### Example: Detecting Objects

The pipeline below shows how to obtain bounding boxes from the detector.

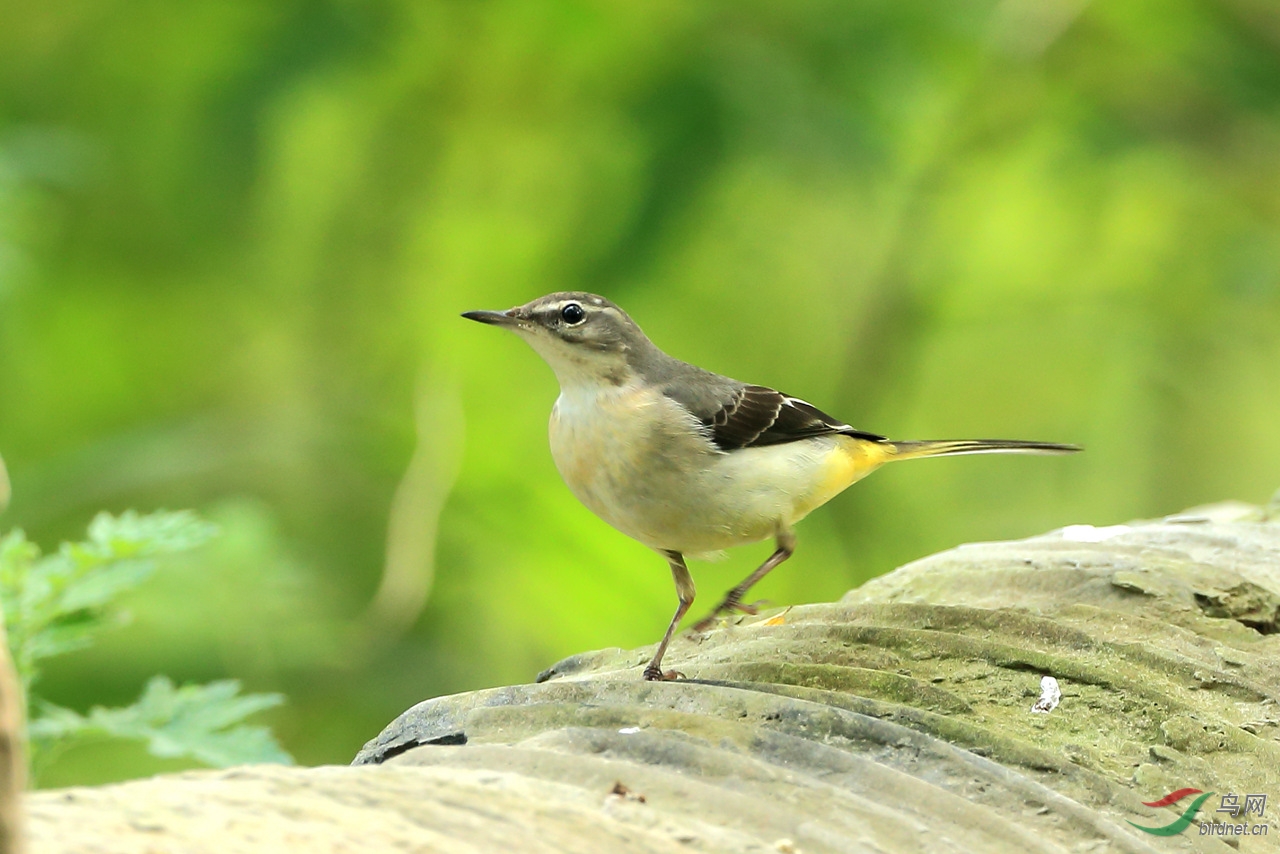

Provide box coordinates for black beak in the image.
[461,309,515,326]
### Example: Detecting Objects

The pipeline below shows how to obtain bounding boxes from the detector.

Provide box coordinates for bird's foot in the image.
[690,597,769,632]
[642,665,685,681]
[690,614,719,633]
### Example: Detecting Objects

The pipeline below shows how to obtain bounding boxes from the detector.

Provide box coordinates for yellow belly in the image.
[790,435,895,521]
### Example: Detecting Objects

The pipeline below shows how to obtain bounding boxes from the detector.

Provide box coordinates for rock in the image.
[26,503,1280,852]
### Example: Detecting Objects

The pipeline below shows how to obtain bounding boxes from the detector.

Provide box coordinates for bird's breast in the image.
[548,383,715,547]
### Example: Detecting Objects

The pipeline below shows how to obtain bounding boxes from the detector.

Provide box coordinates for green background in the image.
[1,0,1278,785]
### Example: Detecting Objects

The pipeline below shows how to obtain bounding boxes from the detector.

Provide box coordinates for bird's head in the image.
[462,292,652,387]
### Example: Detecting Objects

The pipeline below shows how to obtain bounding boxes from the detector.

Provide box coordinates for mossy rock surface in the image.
[28,502,1280,852]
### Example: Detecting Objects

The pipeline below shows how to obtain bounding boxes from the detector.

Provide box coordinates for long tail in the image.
[888,439,1081,461]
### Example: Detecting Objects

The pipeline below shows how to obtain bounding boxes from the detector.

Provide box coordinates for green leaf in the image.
[4,510,293,782]
[29,676,293,769]
[82,510,219,559]
[0,510,219,692]
[0,531,37,629]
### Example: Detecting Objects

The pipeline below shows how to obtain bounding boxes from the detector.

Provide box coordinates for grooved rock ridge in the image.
[28,501,1280,853]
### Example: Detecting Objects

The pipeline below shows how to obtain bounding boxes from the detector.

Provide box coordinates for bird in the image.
[462,292,1079,680]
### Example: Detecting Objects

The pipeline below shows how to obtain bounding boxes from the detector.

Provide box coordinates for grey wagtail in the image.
[463,292,1079,680]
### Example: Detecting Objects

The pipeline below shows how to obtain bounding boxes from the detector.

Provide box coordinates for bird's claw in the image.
[690,614,718,633]
[642,666,685,681]
[690,597,770,633]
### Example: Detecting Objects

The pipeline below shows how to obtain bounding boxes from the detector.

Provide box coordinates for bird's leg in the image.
[692,531,795,632]
[643,550,695,681]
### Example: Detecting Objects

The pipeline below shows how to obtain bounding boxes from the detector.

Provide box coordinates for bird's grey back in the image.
[577,292,877,451]
[626,340,744,423]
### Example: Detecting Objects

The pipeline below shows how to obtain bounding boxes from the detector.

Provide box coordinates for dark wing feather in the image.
[701,385,885,451]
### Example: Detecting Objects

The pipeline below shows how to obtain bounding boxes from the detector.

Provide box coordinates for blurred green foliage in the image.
[0,510,290,783]
[0,0,1278,785]
[2,510,218,694]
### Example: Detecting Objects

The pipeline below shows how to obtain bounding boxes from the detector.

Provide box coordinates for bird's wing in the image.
[668,382,886,452]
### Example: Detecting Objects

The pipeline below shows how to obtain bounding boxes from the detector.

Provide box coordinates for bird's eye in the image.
[561,303,586,325]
